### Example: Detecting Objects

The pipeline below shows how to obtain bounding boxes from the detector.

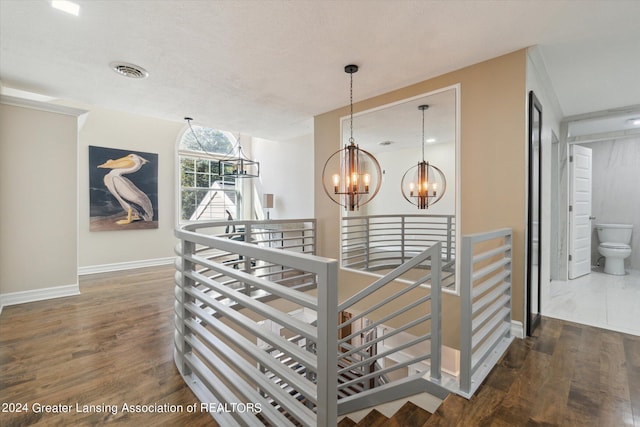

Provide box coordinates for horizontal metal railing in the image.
[459,228,513,397]
[174,218,514,424]
[341,214,455,289]
[335,243,449,415]
[191,219,317,294]
[174,219,337,427]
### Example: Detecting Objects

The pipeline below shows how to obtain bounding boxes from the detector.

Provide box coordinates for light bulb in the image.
[332,174,340,193]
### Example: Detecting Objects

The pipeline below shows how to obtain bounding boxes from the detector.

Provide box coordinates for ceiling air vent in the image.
[109,62,148,79]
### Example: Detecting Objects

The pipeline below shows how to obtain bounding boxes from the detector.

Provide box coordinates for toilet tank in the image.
[596,224,633,244]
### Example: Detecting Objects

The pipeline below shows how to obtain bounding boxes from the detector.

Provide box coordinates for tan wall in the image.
[0,103,80,294]
[314,50,527,348]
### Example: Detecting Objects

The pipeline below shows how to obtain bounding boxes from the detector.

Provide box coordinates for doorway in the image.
[544,115,640,336]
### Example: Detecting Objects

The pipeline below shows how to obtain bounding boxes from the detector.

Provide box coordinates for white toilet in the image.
[596,223,633,275]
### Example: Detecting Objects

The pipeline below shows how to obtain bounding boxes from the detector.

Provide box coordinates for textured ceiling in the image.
[346,87,456,154]
[1,0,639,140]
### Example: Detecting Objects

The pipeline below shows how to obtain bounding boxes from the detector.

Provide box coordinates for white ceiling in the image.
[1,0,639,141]
[345,87,456,154]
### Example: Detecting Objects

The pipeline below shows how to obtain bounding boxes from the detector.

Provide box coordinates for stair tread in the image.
[421,393,465,426]
[337,417,357,427]
[356,409,388,427]
[387,401,432,427]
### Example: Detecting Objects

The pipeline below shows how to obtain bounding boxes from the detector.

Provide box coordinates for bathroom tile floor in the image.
[543,268,640,336]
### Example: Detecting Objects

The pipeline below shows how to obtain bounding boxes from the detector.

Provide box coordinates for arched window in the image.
[178,125,240,222]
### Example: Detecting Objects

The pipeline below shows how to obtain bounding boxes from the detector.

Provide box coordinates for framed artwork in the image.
[89,146,159,231]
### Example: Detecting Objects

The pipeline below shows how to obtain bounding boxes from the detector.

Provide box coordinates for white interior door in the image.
[569,144,592,279]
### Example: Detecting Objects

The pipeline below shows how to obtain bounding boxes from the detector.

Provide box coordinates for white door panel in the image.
[569,145,592,279]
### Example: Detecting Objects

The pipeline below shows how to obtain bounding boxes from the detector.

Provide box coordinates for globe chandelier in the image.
[322,64,382,211]
[400,104,446,209]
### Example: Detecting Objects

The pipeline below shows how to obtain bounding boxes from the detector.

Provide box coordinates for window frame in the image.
[176,126,242,224]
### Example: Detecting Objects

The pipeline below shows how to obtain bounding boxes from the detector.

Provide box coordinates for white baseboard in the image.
[511,320,524,339]
[1,258,175,314]
[0,284,80,315]
[78,257,174,275]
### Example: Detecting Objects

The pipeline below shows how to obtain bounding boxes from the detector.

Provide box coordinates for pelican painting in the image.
[98,153,153,224]
[89,146,158,231]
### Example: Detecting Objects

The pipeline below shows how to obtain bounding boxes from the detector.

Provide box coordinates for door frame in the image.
[527,91,543,336]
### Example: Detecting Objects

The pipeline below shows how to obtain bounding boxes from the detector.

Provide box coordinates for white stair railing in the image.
[174,219,337,427]
[335,242,450,415]
[459,228,513,397]
[174,219,515,425]
[341,214,455,289]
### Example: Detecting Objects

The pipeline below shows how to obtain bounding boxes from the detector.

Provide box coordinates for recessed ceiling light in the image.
[379,141,393,146]
[109,62,149,79]
[426,138,436,143]
[51,0,80,16]
[627,118,640,126]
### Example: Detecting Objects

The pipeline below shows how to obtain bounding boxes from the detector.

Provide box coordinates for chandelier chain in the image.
[349,71,354,144]
[421,107,425,161]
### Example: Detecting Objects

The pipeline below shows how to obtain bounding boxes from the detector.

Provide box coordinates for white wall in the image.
[0,95,315,311]
[581,137,640,270]
[526,48,564,289]
[252,134,314,219]
[77,106,184,270]
[5,97,313,275]
[0,100,83,302]
[365,144,456,217]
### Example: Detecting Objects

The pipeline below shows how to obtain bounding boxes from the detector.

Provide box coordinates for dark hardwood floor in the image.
[426,317,640,426]
[2,265,639,426]
[0,265,216,427]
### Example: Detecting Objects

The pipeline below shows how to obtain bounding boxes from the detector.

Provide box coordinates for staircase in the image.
[338,401,433,427]
[174,219,513,426]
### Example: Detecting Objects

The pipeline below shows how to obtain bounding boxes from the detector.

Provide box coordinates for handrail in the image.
[174,219,337,427]
[341,214,455,290]
[336,243,446,415]
[174,218,514,424]
[338,248,436,312]
[459,228,513,397]
[187,217,317,255]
